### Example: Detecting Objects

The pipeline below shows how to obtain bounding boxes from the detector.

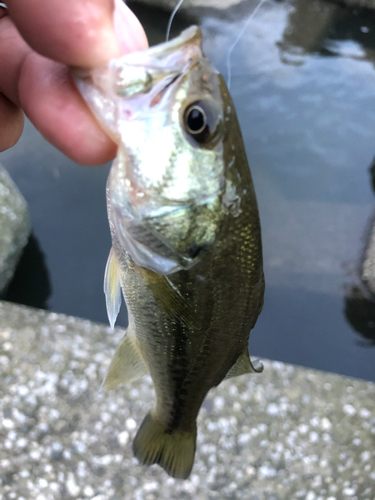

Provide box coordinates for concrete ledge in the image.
[0,301,374,499]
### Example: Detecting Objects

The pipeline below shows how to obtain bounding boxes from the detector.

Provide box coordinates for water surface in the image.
[1,0,374,380]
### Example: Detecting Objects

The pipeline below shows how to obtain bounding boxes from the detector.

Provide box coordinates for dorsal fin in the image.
[224,349,263,380]
[104,248,122,330]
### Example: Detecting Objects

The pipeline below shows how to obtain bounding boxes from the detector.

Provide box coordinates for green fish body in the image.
[73,26,264,479]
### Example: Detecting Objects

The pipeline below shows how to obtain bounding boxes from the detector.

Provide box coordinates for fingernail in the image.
[114,0,148,55]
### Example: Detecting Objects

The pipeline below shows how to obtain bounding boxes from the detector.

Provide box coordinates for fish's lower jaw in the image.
[132,412,197,480]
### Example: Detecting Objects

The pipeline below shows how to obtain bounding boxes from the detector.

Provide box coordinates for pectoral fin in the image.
[104,247,122,330]
[103,329,148,390]
[224,349,264,380]
[138,268,199,330]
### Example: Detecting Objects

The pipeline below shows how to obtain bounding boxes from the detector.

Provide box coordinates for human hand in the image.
[0,0,148,165]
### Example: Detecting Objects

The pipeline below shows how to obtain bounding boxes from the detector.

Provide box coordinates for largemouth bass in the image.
[73,26,264,479]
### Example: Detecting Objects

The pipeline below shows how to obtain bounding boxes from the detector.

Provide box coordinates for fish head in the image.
[73,27,228,275]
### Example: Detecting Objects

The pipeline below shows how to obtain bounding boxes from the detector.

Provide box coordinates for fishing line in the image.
[226,0,268,90]
[166,0,185,41]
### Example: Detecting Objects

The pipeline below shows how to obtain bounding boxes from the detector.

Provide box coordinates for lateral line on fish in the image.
[226,0,268,90]
[166,0,185,41]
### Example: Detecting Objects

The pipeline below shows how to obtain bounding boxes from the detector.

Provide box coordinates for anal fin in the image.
[103,329,148,390]
[224,349,263,381]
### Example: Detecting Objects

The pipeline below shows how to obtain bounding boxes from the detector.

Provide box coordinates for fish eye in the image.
[186,105,207,134]
[183,100,219,144]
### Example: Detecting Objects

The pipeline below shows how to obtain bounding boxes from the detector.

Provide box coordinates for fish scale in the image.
[73,25,264,479]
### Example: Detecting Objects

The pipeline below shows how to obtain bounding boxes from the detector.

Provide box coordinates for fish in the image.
[72,26,264,480]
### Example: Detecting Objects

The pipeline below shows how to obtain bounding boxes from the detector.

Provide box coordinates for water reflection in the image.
[321,5,375,61]
[196,0,375,378]
[1,0,374,379]
[344,158,375,346]
[2,233,52,310]
[129,0,195,44]
[361,161,375,297]
[278,0,375,65]
[278,0,343,64]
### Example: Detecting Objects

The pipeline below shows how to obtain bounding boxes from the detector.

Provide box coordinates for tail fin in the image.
[133,412,197,479]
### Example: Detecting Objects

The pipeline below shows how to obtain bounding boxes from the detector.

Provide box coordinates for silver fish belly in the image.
[73,26,264,479]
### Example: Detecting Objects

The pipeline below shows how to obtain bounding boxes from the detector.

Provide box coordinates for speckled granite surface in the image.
[0,301,374,500]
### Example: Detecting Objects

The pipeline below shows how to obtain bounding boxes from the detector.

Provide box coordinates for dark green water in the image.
[1,0,375,380]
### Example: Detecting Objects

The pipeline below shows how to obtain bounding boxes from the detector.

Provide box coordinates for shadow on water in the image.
[344,156,375,347]
[344,286,375,347]
[1,234,52,310]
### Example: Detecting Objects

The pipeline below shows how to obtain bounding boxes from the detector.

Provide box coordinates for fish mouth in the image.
[72,26,203,90]
[71,26,205,141]
[136,25,203,61]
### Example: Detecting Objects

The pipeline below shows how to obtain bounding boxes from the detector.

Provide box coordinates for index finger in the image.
[0,0,148,164]
[6,0,147,68]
